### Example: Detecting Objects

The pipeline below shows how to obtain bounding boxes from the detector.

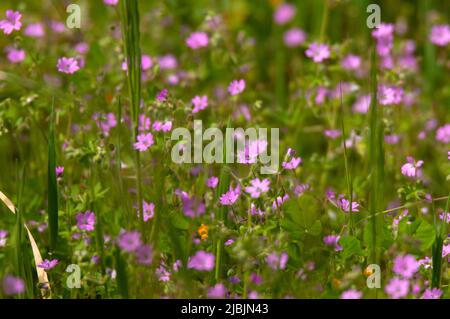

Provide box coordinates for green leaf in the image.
[413,221,435,250]
[340,235,363,260]
[282,195,321,236]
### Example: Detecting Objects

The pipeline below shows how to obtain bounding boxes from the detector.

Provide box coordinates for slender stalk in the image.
[120,0,144,235]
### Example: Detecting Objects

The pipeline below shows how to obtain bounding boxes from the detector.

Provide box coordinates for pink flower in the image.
[192,95,208,113]
[273,3,296,25]
[142,201,155,222]
[352,95,371,114]
[435,124,450,143]
[93,112,117,136]
[340,289,362,299]
[158,54,177,70]
[228,79,245,96]
[141,55,153,70]
[206,176,219,188]
[104,0,119,6]
[219,185,241,205]
[2,275,25,295]
[324,129,341,139]
[401,156,423,178]
[186,32,209,49]
[76,211,96,232]
[305,43,330,63]
[133,133,154,152]
[372,23,394,56]
[156,89,168,102]
[422,288,442,299]
[176,191,205,218]
[283,28,306,47]
[75,42,89,54]
[24,23,45,38]
[266,252,288,270]
[57,57,80,74]
[6,47,25,63]
[55,166,64,177]
[272,194,289,209]
[385,277,409,299]
[245,178,270,198]
[337,195,359,212]
[341,54,361,71]
[393,254,419,278]
[378,84,403,105]
[323,235,342,251]
[152,121,172,132]
[138,114,151,132]
[0,230,8,247]
[282,157,302,170]
[0,10,22,35]
[188,251,215,271]
[430,24,450,46]
[236,139,268,164]
[38,259,59,271]
[208,283,227,298]
[50,21,65,33]
[117,231,142,252]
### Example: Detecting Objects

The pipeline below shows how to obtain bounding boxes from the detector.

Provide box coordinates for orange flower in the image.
[197,224,208,240]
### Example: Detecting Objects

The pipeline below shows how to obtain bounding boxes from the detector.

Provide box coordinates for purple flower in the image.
[192,95,208,113]
[219,185,241,205]
[341,54,361,71]
[294,183,310,196]
[430,24,450,46]
[94,112,117,136]
[393,254,419,279]
[55,166,64,177]
[186,32,209,49]
[337,195,360,213]
[24,23,45,38]
[228,79,245,96]
[422,288,442,299]
[401,156,423,178]
[236,139,267,164]
[283,28,306,47]
[117,231,142,252]
[340,289,362,299]
[245,178,270,198]
[385,277,409,299]
[272,194,289,209]
[76,211,96,232]
[273,3,296,25]
[152,120,172,132]
[305,43,330,63]
[208,283,227,298]
[57,57,80,74]
[206,176,219,189]
[135,244,153,265]
[188,251,215,271]
[156,264,171,282]
[141,54,153,71]
[38,259,59,271]
[250,273,262,285]
[0,10,22,35]
[176,191,205,218]
[2,275,25,295]
[323,235,342,251]
[133,133,154,152]
[138,114,151,132]
[6,47,25,64]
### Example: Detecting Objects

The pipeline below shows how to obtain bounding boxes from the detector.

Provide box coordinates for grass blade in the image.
[48,99,59,251]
